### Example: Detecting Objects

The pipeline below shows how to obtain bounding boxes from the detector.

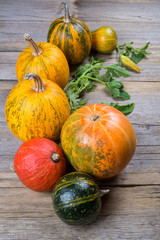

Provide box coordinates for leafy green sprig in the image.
[65,57,131,114]
[101,102,135,115]
[117,42,151,63]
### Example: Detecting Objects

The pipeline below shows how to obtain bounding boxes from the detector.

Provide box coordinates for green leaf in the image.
[65,56,132,113]
[106,79,130,100]
[119,89,130,100]
[106,64,130,78]
[118,42,151,64]
[101,102,135,115]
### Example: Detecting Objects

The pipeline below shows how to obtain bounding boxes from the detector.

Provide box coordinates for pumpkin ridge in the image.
[56,192,99,208]
[20,145,51,155]
[91,120,96,176]
[22,159,53,186]
[39,54,51,77]
[16,54,34,81]
[72,22,91,53]
[53,23,65,50]
[61,119,81,139]
[47,19,63,42]
[83,105,93,114]
[102,118,132,150]
[98,120,120,173]
[48,92,64,127]
[54,179,96,192]
[71,121,92,171]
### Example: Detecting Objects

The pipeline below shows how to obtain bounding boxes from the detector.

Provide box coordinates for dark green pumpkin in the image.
[47,3,92,65]
[52,172,109,225]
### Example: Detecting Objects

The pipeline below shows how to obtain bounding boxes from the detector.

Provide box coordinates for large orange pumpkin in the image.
[61,103,136,179]
[14,138,66,192]
[5,73,70,142]
[16,33,69,89]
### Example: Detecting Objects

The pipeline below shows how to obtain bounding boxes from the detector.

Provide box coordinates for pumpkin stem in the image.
[99,189,110,197]
[24,73,45,93]
[51,152,60,163]
[90,115,100,122]
[24,33,43,57]
[61,2,71,23]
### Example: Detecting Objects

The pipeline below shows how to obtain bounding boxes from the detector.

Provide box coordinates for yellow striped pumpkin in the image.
[92,26,118,54]
[5,73,70,142]
[16,34,69,89]
[47,3,92,65]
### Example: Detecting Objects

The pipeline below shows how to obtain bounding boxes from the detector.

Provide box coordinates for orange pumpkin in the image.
[16,33,69,89]
[5,73,70,142]
[14,138,66,192]
[61,103,136,179]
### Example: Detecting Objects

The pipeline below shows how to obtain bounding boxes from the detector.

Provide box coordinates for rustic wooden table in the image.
[0,0,160,239]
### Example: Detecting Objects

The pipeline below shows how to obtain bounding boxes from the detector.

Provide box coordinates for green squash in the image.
[52,172,109,225]
[47,3,92,65]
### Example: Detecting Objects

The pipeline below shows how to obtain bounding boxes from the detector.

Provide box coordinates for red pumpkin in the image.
[61,104,136,179]
[14,138,66,192]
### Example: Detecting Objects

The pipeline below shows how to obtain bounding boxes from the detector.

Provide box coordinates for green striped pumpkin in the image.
[52,172,109,225]
[47,3,92,65]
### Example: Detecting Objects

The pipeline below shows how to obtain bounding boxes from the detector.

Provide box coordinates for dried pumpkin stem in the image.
[51,152,60,163]
[24,33,43,56]
[62,2,71,23]
[24,73,45,93]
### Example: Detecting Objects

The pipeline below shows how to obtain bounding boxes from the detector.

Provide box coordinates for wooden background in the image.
[0,0,160,239]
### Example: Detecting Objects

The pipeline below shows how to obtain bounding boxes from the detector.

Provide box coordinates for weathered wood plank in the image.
[0,21,158,51]
[0,186,159,240]
[0,0,159,51]
[0,186,160,217]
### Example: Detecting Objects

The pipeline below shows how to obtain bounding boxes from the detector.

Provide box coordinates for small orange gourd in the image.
[16,33,69,89]
[14,138,66,192]
[5,73,70,142]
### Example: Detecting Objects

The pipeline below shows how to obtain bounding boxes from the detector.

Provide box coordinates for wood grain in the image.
[0,0,160,239]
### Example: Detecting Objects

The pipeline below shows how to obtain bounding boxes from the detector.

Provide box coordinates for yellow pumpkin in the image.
[16,34,69,89]
[5,73,70,142]
[92,26,118,54]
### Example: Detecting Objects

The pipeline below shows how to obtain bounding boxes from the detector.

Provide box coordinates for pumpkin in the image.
[92,26,118,54]
[52,172,109,225]
[5,73,70,142]
[47,3,92,65]
[61,104,136,179]
[16,33,69,89]
[14,138,66,192]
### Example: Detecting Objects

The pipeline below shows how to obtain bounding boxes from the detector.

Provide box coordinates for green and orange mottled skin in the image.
[5,75,70,142]
[61,104,136,179]
[16,41,69,89]
[92,26,118,54]
[47,16,92,65]
[52,172,102,225]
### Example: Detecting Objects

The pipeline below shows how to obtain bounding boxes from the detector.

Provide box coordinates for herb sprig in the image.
[118,42,151,64]
[65,57,131,113]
